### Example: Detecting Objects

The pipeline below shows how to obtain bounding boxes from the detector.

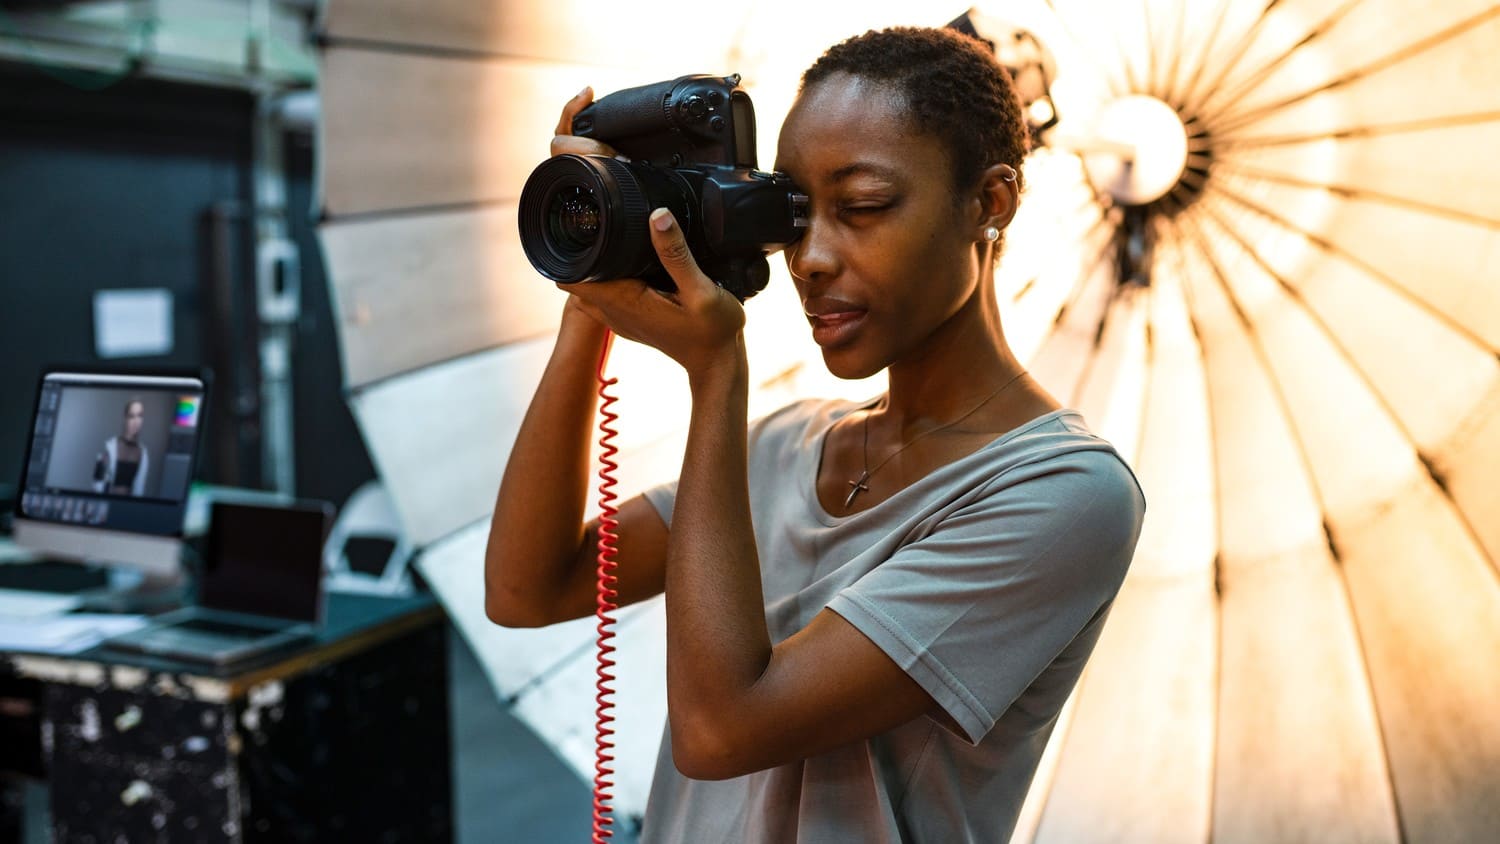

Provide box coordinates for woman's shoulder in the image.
[750,396,867,440]
[981,409,1146,515]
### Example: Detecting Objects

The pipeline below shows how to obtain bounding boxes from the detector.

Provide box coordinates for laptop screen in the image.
[17,371,207,536]
[198,500,331,624]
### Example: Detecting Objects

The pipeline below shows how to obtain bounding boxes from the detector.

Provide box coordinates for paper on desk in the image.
[0,588,83,619]
[0,614,148,655]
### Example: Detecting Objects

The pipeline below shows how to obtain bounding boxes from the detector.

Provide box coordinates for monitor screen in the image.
[198,500,330,624]
[17,371,207,537]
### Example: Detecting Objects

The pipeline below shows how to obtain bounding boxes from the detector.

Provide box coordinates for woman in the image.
[94,397,149,497]
[486,27,1145,842]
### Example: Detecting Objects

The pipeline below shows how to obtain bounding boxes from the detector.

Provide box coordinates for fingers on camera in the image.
[555,86,592,135]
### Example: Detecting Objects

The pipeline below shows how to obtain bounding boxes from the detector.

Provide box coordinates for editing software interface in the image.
[19,373,206,535]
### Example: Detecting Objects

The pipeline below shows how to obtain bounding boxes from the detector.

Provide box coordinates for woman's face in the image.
[124,402,144,438]
[775,73,986,379]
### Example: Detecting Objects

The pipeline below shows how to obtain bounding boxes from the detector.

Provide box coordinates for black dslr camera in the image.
[517,74,808,301]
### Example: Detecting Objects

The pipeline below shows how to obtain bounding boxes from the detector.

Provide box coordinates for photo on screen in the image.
[41,387,180,499]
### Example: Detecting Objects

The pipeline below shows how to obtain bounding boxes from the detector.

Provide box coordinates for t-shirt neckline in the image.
[805,402,1078,526]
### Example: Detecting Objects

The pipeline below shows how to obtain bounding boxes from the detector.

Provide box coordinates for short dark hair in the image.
[801,27,1030,194]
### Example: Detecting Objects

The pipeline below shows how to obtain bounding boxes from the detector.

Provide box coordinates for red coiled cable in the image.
[592,329,621,842]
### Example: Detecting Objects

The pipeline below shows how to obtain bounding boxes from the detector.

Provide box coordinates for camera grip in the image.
[572,79,676,143]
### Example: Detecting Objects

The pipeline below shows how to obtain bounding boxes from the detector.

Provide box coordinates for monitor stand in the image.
[0,558,109,594]
[10,519,191,615]
[76,566,189,615]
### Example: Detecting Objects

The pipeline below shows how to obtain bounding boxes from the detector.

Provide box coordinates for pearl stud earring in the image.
[983,226,1001,243]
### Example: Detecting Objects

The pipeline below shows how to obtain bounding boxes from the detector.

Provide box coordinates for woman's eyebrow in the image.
[828,162,900,183]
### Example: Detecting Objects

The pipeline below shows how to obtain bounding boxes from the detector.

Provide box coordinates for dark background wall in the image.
[0,63,375,515]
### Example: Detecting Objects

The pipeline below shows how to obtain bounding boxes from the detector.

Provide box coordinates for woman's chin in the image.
[819,347,884,382]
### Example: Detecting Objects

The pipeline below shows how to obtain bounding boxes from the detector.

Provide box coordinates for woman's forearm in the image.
[664,336,773,750]
[484,306,610,627]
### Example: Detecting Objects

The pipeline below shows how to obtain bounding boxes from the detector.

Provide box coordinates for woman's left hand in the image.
[560,208,746,382]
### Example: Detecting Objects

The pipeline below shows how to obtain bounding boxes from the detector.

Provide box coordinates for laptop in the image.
[105,499,333,666]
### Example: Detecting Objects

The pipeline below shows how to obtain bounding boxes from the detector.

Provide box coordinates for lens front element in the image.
[548,186,601,253]
[519,154,662,284]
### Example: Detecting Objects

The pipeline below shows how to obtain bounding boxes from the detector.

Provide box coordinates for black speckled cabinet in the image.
[23,605,450,843]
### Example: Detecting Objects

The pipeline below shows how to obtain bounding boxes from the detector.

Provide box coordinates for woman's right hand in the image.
[551,87,621,159]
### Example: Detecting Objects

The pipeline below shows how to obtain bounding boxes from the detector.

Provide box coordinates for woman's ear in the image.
[974,163,1020,235]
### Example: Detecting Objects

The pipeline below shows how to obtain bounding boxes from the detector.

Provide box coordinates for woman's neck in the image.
[880,282,1024,433]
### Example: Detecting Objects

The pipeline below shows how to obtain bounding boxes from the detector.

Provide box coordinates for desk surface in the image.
[7,591,442,701]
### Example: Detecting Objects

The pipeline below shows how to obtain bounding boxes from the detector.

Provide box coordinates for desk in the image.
[2,592,451,843]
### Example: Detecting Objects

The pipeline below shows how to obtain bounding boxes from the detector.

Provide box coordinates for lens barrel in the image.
[518,155,688,284]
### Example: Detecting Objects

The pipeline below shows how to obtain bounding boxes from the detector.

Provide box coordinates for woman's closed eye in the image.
[837,198,897,219]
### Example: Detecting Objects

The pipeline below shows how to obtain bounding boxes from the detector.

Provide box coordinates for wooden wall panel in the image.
[349,338,552,547]
[323,0,726,72]
[320,204,563,388]
[413,431,688,818]
[321,48,591,216]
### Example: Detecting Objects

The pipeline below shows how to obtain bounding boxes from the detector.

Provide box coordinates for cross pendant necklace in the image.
[844,470,871,509]
[842,370,1030,511]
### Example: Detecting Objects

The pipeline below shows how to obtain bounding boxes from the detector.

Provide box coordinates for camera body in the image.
[518,74,807,301]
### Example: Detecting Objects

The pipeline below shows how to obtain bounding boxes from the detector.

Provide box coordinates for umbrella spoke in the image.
[1113,12,1145,93]
[1142,0,1161,96]
[1206,6,1500,135]
[1159,0,1193,104]
[1198,179,1495,353]
[1189,198,1500,593]
[1041,0,1128,97]
[1193,200,1420,453]
[1168,0,1237,108]
[1213,109,1500,149]
[1215,161,1500,229]
[1178,0,1281,116]
[1178,210,1334,528]
[1196,0,1364,120]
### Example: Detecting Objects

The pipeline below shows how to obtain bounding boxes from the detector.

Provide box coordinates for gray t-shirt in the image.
[639,399,1145,843]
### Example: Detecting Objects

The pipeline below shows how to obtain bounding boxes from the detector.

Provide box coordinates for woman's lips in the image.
[806,308,867,347]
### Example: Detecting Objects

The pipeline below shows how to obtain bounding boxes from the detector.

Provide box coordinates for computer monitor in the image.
[12,370,208,582]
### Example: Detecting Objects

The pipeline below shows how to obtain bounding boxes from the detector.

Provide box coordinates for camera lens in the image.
[518,154,690,285]
[547,187,601,252]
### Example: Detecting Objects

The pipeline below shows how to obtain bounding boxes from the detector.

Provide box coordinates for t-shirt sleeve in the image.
[641,478,678,528]
[826,449,1145,745]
